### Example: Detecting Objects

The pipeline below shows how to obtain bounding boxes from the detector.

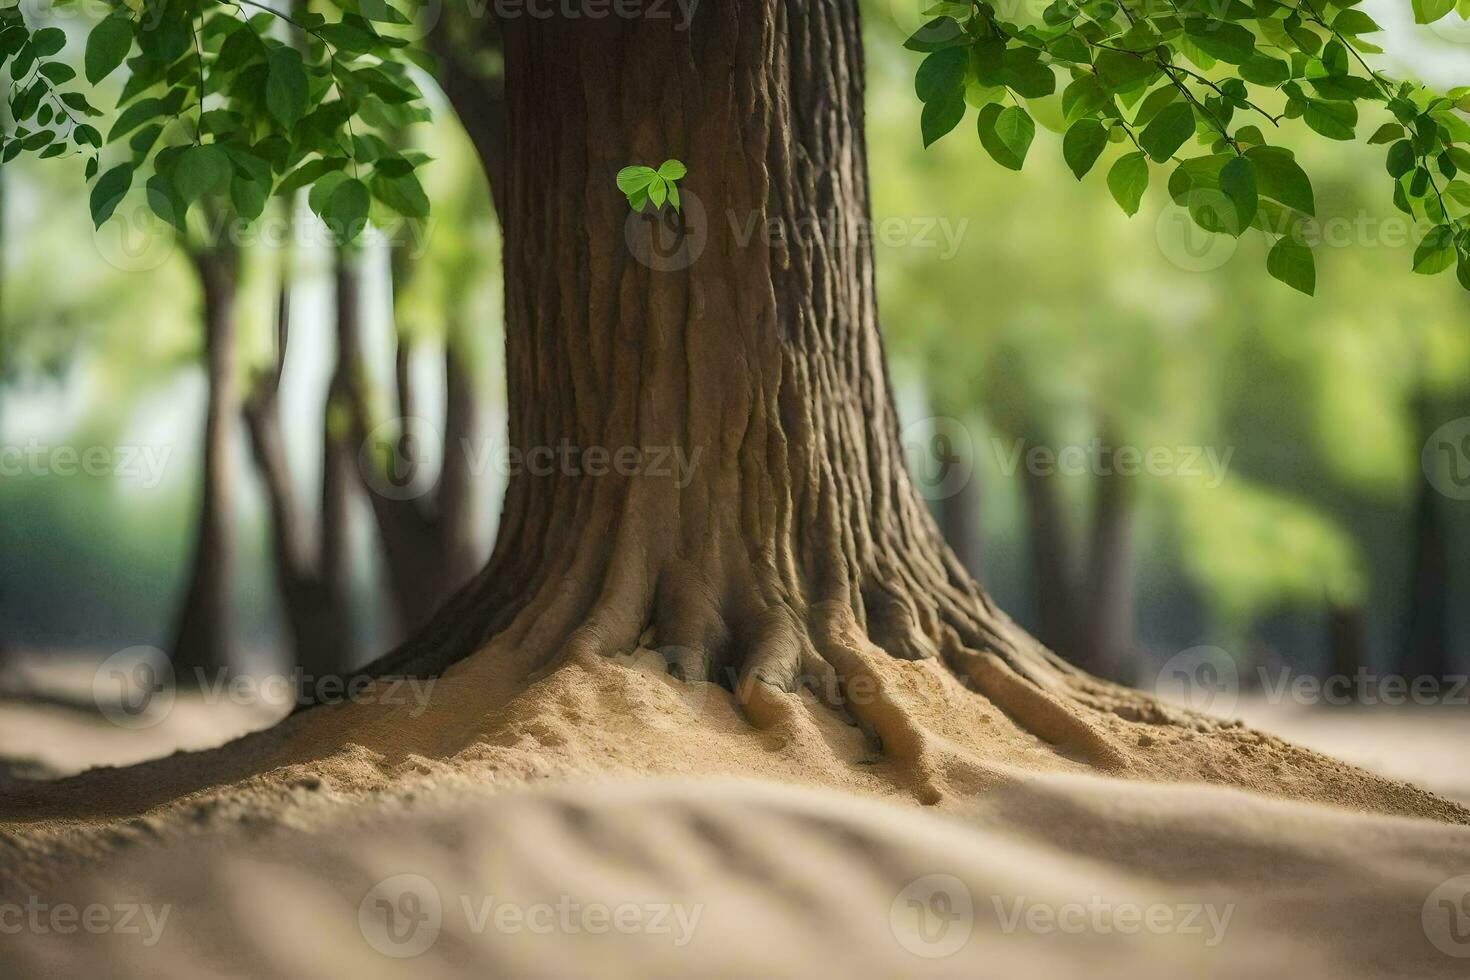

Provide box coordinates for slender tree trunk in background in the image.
[1077,446,1135,681]
[939,469,984,581]
[1020,460,1083,668]
[1327,603,1369,696]
[343,249,482,639]
[243,251,355,677]
[1403,399,1451,680]
[170,250,239,676]
[353,2,1136,782]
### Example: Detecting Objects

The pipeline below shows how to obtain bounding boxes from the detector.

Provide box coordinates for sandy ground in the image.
[1,651,1469,978]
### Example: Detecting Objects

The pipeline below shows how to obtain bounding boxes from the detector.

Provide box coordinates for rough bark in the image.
[168,248,239,676]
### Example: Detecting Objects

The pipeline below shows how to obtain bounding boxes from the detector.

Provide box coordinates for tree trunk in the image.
[1020,461,1083,667]
[1327,602,1369,698]
[169,249,239,676]
[243,256,356,677]
[1403,444,1451,681]
[344,249,483,638]
[938,465,984,581]
[355,1,1138,788]
[1077,448,1135,681]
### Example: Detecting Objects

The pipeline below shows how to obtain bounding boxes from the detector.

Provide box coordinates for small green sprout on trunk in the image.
[617,160,687,213]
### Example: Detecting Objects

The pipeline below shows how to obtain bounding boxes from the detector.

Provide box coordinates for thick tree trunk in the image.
[358,0,1140,789]
[169,250,239,675]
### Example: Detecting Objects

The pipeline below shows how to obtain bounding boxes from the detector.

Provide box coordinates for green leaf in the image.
[1267,238,1316,295]
[323,177,371,241]
[1184,22,1256,65]
[1063,120,1108,180]
[657,159,687,181]
[616,165,658,198]
[266,46,309,131]
[108,97,164,144]
[977,103,1034,171]
[1061,76,1110,123]
[1239,54,1290,87]
[1413,225,1458,274]
[1218,156,1258,236]
[1302,100,1357,141]
[1140,103,1196,163]
[1368,123,1405,145]
[1246,146,1316,215]
[1386,140,1417,178]
[921,91,966,147]
[174,144,231,204]
[38,62,75,85]
[372,169,429,218]
[1095,49,1157,93]
[1332,10,1382,35]
[89,163,133,228]
[30,27,65,58]
[915,47,968,103]
[231,174,268,221]
[1107,151,1150,216]
[999,49,1055,99]
[85,15,133,85]
[1413,0,1456,24]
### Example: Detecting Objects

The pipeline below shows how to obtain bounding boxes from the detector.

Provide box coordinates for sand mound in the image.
[2,644,1465,899]
[6,775,1470,978]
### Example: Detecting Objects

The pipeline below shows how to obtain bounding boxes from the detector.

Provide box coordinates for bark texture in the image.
[169,248,239,674]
